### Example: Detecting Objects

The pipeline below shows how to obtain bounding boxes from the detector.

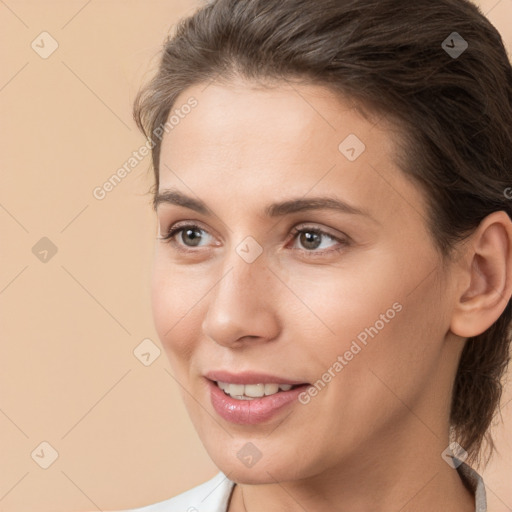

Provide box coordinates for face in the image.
[151,79,461,483]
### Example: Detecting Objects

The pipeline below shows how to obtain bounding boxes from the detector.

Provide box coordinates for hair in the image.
[133,0,512,467]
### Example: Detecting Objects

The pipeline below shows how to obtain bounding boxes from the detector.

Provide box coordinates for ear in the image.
[450,210,512,338]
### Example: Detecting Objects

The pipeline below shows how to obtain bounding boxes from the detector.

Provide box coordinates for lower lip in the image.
[207,379,310,425]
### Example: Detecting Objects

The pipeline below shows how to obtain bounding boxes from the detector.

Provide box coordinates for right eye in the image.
[158,223,216,253]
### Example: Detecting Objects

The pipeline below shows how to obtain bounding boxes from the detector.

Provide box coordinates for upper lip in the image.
[205,370,309,385]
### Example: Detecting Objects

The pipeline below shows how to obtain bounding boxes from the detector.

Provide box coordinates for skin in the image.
[150,78,512,512]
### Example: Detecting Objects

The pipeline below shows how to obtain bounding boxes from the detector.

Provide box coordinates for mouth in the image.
[213,381,307,400]
[203,369,312,424]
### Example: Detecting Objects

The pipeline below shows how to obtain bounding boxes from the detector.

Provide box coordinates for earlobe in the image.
[450,211,512,338]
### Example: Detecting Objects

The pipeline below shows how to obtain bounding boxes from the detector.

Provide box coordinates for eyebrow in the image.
[154,188,374,220]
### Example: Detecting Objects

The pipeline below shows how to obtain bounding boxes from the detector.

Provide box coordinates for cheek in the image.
[150,255,206,362]
[283,254,403,351]
[286,252,443,392]
[323,270,447,424]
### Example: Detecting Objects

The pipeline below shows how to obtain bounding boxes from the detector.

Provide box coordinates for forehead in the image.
[162,80,387,161]
[158,80,429,227]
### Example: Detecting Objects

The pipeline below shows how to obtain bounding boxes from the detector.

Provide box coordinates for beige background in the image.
[0,1,511,511]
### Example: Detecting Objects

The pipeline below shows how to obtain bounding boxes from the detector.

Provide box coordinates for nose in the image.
[201,248,281,348]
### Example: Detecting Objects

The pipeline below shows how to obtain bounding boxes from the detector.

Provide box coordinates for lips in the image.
[204,370,311,424]
[205,370,309,386]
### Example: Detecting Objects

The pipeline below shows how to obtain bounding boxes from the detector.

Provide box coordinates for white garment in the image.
[119,461,487,512]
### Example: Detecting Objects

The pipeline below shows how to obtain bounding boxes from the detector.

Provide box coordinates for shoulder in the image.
[111,471,235,512]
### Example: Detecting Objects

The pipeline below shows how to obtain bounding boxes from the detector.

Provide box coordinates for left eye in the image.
[289,226,343,252]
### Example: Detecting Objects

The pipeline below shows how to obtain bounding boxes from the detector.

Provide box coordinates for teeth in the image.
[245,384,265,397]
[264,383,279,395]
[217,381,296,399]
[228,383,244,396]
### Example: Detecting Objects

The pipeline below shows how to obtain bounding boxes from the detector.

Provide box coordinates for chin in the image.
[218,462,297,485]
[205,444,312,484]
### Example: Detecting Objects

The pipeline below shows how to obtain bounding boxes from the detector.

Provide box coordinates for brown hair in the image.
[133,0,512,466]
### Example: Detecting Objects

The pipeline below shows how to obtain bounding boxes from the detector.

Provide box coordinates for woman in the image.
[121,0,512,510]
